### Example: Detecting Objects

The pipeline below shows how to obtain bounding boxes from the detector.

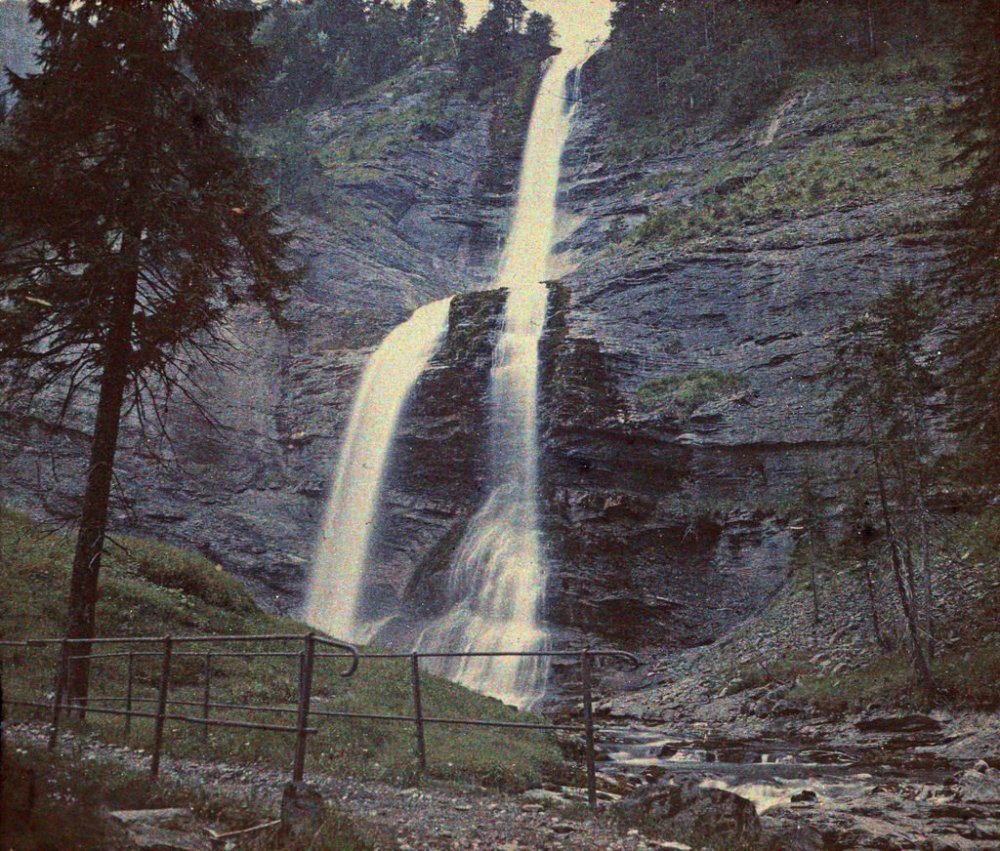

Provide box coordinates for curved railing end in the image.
[314,635,360,678]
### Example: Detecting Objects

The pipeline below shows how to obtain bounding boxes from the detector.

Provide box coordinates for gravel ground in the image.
[5,724,675,851]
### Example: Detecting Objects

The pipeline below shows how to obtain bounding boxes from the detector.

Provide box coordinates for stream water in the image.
[596,725,957,814]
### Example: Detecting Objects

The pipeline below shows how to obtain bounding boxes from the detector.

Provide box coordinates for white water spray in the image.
[306,297,453,643]
[418,42,596,708]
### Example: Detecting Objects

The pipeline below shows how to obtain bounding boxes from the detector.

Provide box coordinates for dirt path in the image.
[7,724,669,851]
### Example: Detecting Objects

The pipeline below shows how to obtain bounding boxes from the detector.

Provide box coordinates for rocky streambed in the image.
[583,712,1000,850]
[7,704,1000,851]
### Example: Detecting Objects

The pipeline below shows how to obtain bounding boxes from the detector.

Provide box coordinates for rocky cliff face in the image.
[2,53,956,660]
[1,64,506,607]
[534,53,955,654]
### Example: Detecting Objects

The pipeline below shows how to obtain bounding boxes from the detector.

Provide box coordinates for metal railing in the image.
[1,634,638,807]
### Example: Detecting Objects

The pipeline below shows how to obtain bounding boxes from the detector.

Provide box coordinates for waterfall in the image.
[305,297,453,643]
[417,48,590,709]
[306,3,608,707]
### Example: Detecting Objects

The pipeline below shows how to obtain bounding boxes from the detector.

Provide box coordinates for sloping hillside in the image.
[0,509,561,788]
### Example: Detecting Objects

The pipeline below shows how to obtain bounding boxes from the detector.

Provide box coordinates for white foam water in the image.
[417,41,596,709]
[305,297,453,642]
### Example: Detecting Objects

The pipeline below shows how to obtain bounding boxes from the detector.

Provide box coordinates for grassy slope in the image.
[0,509,563,790]
[719,505,1000,712]
[621,49,963,249]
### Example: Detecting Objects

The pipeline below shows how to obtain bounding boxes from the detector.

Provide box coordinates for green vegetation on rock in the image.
[633,53,964,247]
[0,510,563,791]
[637,370,746,414]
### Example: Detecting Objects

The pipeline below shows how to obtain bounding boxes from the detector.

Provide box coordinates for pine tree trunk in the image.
[65,239,140,712]
[810,551,820,627]
[861,557,889,650]
[863,402,935,692]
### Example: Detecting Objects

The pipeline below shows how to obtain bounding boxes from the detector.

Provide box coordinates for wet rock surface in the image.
[614,780,762,847]
[594,721,1000,851]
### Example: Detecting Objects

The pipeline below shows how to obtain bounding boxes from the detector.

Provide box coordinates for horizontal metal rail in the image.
[68,650,305,661]
[2,633,321,645]
[3,633,638,805]
[315,649,640,665]
[6,699,317,734]
[55,648,637,665]
[86,695,300,714]
[76,696,583,732]
[310,707,584,732]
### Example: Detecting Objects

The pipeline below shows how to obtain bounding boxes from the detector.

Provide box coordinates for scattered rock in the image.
[642,765,668,783]
[522,789,569,806]
[790,789,818,803]
[614,780,761,847]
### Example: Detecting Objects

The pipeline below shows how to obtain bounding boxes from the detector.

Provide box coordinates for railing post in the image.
[292,632,316,782]
[123,650,135,742]
[151,636,173,779]
[202,651,212,743]
[581,649,597,809]
[48,639,68,751]
[410,652,427,773]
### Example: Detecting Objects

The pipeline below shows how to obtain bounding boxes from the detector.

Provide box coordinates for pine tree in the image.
[523,11,555,60]
[406,0,429,46]
[827,281,938,692]
[944,0,1000,480]
[604,0,667,119]
[427,0,465,60]
[0,0,296,707]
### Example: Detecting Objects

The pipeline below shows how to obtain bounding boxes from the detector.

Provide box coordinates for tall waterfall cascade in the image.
[417,46,593,709]
[306,5,607,709]
[306,297,453,643]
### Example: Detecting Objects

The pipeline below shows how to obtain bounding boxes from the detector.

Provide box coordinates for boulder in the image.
[107,809,210,851]
[614,780,761,847]
[957,765,1000,803]
[791,790,818,804]
[761,821,827,851]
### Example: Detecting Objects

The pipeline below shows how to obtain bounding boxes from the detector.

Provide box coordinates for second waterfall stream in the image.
[307,25,600,710]
[417,47,587,708]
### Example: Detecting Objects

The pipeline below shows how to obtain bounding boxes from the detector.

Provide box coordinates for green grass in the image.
[0,509,563,791]
[637,370,747,414]
[784,505,1000,713]
[791,641,1000,713]
[630,50,965,248]
[1,741,370,851]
